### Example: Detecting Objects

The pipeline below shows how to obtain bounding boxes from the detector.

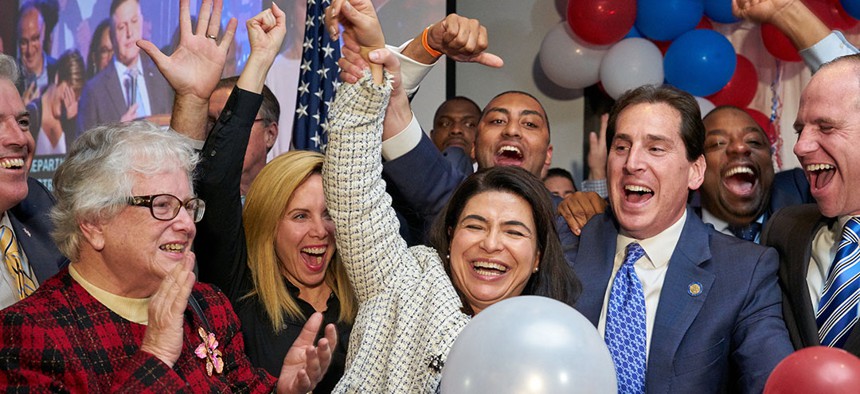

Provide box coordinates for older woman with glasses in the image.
[0,122,336,392]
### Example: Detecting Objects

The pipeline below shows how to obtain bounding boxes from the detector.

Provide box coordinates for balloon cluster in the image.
[538,0,859,111]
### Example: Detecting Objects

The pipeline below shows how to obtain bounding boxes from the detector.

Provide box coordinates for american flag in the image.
[292,0,341,152]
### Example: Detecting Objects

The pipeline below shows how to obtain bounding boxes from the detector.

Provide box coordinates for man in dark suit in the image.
[733,0,860,356]
[0,53,67,309]
[568,84,792,392]
[762,54,860,356]
[76,0,173,136]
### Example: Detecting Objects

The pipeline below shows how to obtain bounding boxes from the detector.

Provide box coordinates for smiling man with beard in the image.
[699,106,812,243]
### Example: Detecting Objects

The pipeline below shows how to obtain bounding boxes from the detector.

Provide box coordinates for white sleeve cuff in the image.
[381,113,422,161]
[388,40,438,96]
[800,31,859,73]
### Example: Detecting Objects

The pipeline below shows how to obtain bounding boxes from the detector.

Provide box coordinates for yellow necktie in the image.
[1,225,37,299]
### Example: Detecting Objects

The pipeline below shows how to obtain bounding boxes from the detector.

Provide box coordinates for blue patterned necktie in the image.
[728,221,761,242]
[817,217,860,348]
[605,242,647,394]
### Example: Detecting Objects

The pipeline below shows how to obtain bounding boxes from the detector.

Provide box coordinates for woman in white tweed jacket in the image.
[322,3,579,392]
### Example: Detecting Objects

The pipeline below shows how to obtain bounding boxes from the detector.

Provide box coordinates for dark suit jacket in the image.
[7,178,68,284]
[76,55,173,136]
[762,204,860,356]
[571,208,793,393]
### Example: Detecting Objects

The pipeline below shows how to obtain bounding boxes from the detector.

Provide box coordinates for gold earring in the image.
[533,266,539,274]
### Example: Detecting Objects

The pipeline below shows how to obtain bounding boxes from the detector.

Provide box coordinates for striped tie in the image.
[605,242,647,394]
[0,225,37,300]
[817,217,860,348]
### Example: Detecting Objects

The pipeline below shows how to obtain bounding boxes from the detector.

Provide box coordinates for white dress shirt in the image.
[807,216,857,313]
[113,58,151,117]
[0,213,39,309]
[701,208,765,244]
[597,211,687,359]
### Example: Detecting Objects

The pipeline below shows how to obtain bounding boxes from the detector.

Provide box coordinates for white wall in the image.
[454,0,586,183]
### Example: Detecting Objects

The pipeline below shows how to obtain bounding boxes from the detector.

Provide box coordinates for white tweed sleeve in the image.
[323,72,410,302]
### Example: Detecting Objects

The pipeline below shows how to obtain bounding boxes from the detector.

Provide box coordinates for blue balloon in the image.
[704,0,739,23]
[842,0,860,20]
[625,25,643,39]
[636,0,704,41]
[664,29,736,96]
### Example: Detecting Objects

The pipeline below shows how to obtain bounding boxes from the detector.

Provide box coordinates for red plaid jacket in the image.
[0,268,276,392]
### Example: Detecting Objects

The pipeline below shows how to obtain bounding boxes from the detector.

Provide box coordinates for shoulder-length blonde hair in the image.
[243,150,356,331]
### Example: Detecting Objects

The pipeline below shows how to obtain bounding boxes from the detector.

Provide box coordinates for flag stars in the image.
[296,104,308,118]
[322,43,335,59]
[316,66,330,79]
[298,81,310,95]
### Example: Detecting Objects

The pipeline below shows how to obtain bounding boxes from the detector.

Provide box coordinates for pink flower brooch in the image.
[195,327,224,376]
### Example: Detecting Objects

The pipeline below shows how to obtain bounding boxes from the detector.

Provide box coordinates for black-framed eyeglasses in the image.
[127,194,206,223]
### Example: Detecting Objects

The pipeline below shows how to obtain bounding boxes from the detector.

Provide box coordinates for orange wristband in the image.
[421,25,443,58]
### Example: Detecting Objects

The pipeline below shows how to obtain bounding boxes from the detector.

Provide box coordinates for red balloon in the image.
[696,16,713,30]
[761,23,802,62]
[804,0,858,30]
[707,54,758,107]
[744,108,777,145]
[652,39,672,55]
[567,0,637,46]
[765,347,860,394]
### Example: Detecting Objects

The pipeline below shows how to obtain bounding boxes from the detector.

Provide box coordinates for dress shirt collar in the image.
[616,210,687,269]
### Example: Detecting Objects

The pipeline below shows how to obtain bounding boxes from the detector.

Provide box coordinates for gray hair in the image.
[0,54,23,92]
[51,122,200,260]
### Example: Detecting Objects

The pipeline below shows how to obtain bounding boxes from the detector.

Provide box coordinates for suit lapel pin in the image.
[23,228,31,238]
[688,282,703,297]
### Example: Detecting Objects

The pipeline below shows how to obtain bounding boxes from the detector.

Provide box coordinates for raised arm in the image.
[733,0,829,53]
[324,0,418,302]
[732,0,858,72]
[138,0,237,139]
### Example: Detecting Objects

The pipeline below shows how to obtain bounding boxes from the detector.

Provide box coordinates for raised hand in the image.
[238,3,287,94]
[732,0,796,24]
[326,0,385,53]
[139,252,197,368]
[424,14,503,68]
[586,113,608,181]
[276,313,338,394]
[138,0,237,102]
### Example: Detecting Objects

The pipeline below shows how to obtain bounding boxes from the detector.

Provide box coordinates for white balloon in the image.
[695,96,716,118]
[539,22,609,89]
[441,296,617,394]
[599,37,664,99]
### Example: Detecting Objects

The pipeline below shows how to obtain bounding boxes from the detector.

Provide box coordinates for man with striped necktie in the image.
[762,54,860,356]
